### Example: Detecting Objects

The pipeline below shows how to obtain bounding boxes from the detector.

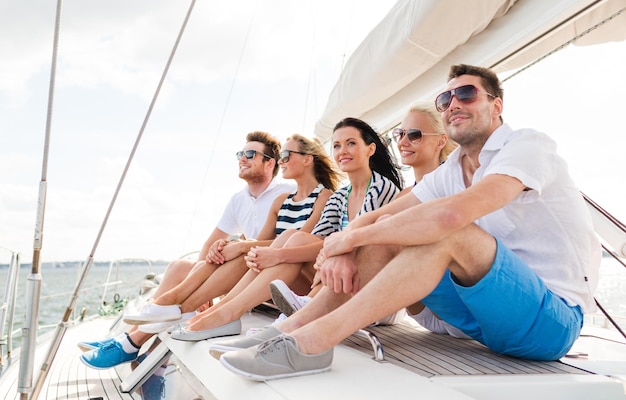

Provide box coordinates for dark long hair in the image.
[333,118,403,189]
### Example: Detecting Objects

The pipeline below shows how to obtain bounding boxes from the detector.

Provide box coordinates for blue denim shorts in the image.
[421,238,583,360]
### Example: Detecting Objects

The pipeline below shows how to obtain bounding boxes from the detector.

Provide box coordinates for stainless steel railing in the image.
[0,247,21,367]
[0,254,156,370]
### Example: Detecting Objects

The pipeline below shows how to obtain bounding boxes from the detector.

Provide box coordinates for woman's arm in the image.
[246,233,324,271]
[220,238,273,261]
[256,192,290,240]
[295,188,333,234]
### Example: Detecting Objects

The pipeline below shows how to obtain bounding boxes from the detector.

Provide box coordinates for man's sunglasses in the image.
[236,149,274,161]
[435,84,496,112]
[391,128,441,143]
[279,149,308,163]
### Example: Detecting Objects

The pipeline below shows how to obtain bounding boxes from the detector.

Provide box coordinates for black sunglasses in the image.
[391,128,441,143]
[435,84,496,112]
[235,149,274,161]
[279,149,307,163]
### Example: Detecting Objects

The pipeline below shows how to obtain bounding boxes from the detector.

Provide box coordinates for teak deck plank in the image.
[342,322,588,377]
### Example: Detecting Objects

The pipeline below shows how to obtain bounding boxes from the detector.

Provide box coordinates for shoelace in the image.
[258,335,284,352]
[100,341,119,352]
[257,335,296,369]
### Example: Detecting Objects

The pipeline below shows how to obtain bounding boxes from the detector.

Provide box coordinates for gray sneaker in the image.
[208,325,281,359]
[220,334,333,381]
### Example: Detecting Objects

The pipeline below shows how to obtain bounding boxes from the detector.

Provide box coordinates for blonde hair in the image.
[285,134,344,191]
[408,103,458,162]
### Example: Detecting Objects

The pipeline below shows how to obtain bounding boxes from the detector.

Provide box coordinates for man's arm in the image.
[344,191,420,231]
[255,193,289,241]
[327,174,526,256]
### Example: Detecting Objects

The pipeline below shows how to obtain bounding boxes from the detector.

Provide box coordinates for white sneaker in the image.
[269,280,311,316]
[138,311,196,333]
[123,303,181,325]
[246,313,287,336]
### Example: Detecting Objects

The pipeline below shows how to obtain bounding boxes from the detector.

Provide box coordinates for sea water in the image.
[0,261,169,339]
[0,257,625,342]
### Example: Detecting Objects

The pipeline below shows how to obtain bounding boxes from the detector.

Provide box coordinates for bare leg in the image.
[185,260,305,331]
[289,224,497,354]
[152,259,196,298]
[177,255,250,313]
[152,233,305,311]
[152,260,218,306]
[125,261,208,352]
[276,242,399,333]
[126,258,197,337]
[184,231,320,330]
[125,256,248,345]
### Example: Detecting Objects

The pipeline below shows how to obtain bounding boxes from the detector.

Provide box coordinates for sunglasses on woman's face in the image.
[235,149,273,161]
[279,149,307,163]
[435,84,496,112]
[391,128,440,143]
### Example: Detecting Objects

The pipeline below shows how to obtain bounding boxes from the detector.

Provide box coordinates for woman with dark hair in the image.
[170,118,403,341]
[270,105,458,326]
[333,117,403,190]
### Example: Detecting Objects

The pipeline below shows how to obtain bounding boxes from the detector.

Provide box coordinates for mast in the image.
[17,0,63,399]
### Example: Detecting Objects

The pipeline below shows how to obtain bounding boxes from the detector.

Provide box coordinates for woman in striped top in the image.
[168,134,343,340]
[170,118,403,341]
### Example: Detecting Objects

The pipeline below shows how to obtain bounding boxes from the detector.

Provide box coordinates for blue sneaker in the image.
[80,340,138,369]
[77,337,116,352]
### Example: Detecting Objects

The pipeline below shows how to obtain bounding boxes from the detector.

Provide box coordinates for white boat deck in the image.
[159,305,626,400]
[2,306,626,400]
[0,317,139,400]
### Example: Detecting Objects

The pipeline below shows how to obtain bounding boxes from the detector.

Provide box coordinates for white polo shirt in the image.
[217,180,295,240]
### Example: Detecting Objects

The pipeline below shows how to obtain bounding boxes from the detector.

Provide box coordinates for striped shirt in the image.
[275,184,325,235]
[312,171,400,237]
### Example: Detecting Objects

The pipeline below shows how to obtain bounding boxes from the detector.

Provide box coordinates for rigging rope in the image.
[582,191,626,340]
[302,2,319,133]
[502,6,625,83]
[182,0,260,251]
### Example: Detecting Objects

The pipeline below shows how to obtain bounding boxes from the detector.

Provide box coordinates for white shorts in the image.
[410,307,471,339]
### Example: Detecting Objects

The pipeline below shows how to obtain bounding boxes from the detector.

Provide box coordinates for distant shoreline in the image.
[0,260,171,269]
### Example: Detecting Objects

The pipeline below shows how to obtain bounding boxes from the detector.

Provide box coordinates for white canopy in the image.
[314,0,626,142]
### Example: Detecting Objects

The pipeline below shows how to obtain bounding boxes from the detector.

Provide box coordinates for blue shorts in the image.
[421,239,583,360]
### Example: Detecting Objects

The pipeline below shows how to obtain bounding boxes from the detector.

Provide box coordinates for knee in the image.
[284,231,317,247]
[276,229,298,241]
[357,244,399,263]
[164,259,194,281]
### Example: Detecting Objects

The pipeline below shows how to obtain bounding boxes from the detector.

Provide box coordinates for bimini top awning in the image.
[313,0,626,142]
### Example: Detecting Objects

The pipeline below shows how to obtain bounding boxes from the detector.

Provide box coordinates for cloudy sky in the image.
[0,0,398,263]
[1,0,625,264]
